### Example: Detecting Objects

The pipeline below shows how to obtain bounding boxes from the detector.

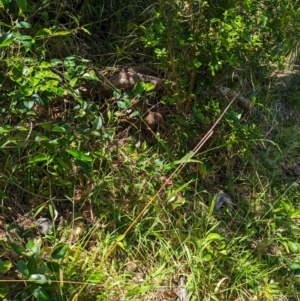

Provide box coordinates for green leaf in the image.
[193,58,202,68]
[117,101,127,109]
[35,70,59,79]
[126,285,153,297]
[0,191,9,199]
[0,282,9,298]
[17,260,29,277]
[29,154,50,163]
[92,116,103,130]
[90,271,103,284]
[66,149,92,161]
[40,123,52,131]
[203,253,212,261]
[81,70,99,81]
[51,243,68,260]
[0,33,14,47]
[9,242,22,255]
[29,79,40,91]
[27,256,38,274]
[56,157,69,170]
[133,82,145,94]
[50,58,62,66]
[289,263,300,270]
[145,82,155,92]
[51,125,67,133]
[16,0,29,13]
[0,125,13,133]
[287,241,299,253]
[16,21,31,28]
[113,89,122,99]
[117,241,125,250]
[91,130,101,136]
[76,159,91,176]
[291,210,300,218]
[261,15,268,26]
[281,200,292,213]
[33,286,51,301]
[20,86,34,97]
[116,234,125,242]
[35,28,52,38]
[26,239,40,254]
[52,30,71,37]
[69,77,78,87]
[39,61,52,68]
[0,260,12,274]
[29,274,49,284]
[23,99,34,109]
[206,233,223,241]
[80,26,91,35]
[47,261,60,273]
[14,125,28,131]
[58,152,72,168]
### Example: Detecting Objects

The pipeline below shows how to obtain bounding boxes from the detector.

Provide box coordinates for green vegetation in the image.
[1,0,300,300]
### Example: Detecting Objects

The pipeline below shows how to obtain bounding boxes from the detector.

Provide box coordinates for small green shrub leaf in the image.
[117,241,125,250]
[291,210,300,218]
[47,261,60,273]
[50,58,62,66]
[289,263,300,270]
[133,82,145,94]
[145,82,155,91]
[117,100,127,109]
[9,242,22,255]
[0,282,9,298]
[29,154,50,163]
[92,116,103,130]
[0,191,9,199]
[33,286,51,301]
[126,285,152,296]
[113,89,122,99]
[51,125,67,133]
[206,233,223,241]
[29,274,49,284]
[17,260,29,277]
[14,125,28,131]
[16,21,31,28]
[0,33,14,47]
[281,200,291,213]
[287,241,299,253]
[35,28,52,38]
[116,234,125,242]
[40,123,52,131]
[35,70,59,79]
[69,77,78,87]
[39,61,52,68]
[29,241,41,254]
[67,149,92,161]
[82,70,99,81]
[80,26,91,35]
[51,243,69,260]
[0,125,13,133]
[0,260,12,274]
[27,256,38,274]
[23,99,34,108]
[76,159,91,176]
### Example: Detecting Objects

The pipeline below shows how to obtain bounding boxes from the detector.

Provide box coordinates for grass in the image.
[1,1,300,300]
[1,71,300,300]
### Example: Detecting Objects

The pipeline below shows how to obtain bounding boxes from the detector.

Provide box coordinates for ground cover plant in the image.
[1,0,300,300]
